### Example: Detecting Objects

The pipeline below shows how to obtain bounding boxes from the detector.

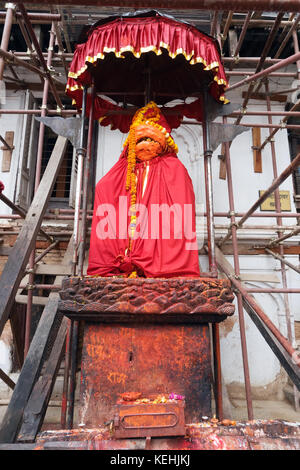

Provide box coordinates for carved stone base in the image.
[58,276,235,426]
[58,276,235,322]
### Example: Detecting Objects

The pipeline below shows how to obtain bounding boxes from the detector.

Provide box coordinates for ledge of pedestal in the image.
[58,276,235,323]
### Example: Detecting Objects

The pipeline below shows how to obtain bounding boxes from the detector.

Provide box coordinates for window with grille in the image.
[41,126,74,203]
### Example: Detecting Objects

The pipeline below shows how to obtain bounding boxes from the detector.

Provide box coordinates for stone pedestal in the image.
[58,276,235,427]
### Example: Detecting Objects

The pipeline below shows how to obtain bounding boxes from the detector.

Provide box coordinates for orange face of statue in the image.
[134,124,167,161]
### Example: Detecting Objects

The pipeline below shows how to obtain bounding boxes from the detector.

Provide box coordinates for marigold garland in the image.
[124,101,178,251]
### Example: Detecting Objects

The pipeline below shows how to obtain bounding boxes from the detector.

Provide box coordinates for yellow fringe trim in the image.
[68,42,228,90]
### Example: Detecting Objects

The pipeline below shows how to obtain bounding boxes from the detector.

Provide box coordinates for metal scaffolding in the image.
[0,2,299,441]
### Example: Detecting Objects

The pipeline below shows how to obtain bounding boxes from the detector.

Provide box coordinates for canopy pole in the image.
[202,90,217,276]
[66,85,88,430]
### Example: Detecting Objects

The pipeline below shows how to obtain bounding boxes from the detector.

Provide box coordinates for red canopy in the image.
[66,12,228,132]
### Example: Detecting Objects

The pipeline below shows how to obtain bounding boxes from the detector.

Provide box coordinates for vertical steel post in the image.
[264,80,294,344]
[66,319,79,430]
[72,86,88,276]
[202,90,217,275]
[79,84,95,277]
[223,116,254,420]
[202,90,223,418]
[0,3,15,81]
[264,79,299,411]
[61,319,72,428]
[24,23,56,358]
[66,86,88,429]
[212,322,223,420]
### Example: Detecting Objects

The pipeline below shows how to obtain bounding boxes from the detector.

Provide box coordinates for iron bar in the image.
[265,248,300,275]
[34,24,56,194]
[277,13,295,43]
[66,319,79,429]
[218,152,300,246]
[222,116,253,420]
[72,86,88,276]
[17,3,63,111]
[216,251,298,361]
[0,368,15,390]
[61,319,72,429]
[50,6,68,79]
[267,226,300,247]
[235,12,285,125]
[0,193,53,242]
[0,109,76,115]
[65,86,88,430]
[0,48,47,78]
[0,3,15,82]
[202,91,217,275]
[246,288,300,293]
[24,22,57,359]
[0,134,13,151]
[19,284,61,290]
[31,240,59,266]
[274,13,300,59]
[259,101,300,152]
[0,11,61,22]
[210,11,218,37]
[212,323,223,421]
[228,110,300,117]
[184,120,300,130]
[292,29,300,81]
[17,16,43,77]
[79,84,95,276]
[11,1,300,12]
[226,51,300,94]
[215,224,300,230]
[264,79,293,345]
[227,71,297,77]
[228,11,252,70]
[221,11,233,46]
[57,6,72,53]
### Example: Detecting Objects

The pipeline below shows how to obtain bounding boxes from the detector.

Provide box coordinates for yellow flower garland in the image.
[124,102,178,250]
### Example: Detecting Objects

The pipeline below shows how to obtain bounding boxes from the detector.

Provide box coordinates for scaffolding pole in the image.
[222,116,253,420]
[218,152,300,247]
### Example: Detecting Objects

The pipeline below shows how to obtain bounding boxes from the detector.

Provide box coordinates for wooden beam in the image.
[0,296,60,443]
[0,237,73,443]
[0,136,67,339]
[252,127,262,173]
[17,316,68,442]
[218,144,227,180]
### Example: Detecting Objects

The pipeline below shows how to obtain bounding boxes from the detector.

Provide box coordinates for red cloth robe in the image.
[87,150,200,278]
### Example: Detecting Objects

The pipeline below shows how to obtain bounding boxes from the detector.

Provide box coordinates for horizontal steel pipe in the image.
[11,1,300,12]
[219,152,300,246]
[0,48,45,77]
[268,226,300,246]
[0,193,53,242]
[246,288,300,293]
[226,51,300,93]
[17,4,63,110]
[19,284,61,290]
[265,247,300,275]
[0,110,76,115]
[0,11,61,23]
[227,71,297,78]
